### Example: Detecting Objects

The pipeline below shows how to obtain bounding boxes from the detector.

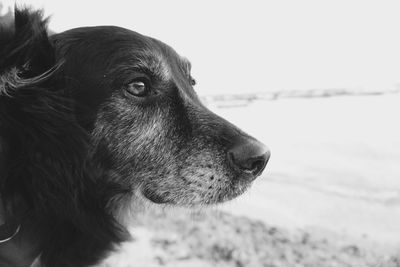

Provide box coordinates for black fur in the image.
[0,6,269,267]
[0,8,128,267]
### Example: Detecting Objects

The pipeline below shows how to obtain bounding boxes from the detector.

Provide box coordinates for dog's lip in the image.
[216,180,252,203]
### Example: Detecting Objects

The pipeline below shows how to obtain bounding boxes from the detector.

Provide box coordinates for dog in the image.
[0,7,270,267]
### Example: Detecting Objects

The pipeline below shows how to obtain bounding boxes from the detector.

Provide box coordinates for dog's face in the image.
[50,26,270,208]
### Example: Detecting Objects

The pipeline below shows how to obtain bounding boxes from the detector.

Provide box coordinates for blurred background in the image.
[2,0,400,266]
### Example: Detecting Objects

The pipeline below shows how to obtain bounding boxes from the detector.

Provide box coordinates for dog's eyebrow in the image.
[133,49,171,80]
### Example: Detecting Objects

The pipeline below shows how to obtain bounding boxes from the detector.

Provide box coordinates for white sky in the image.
[3,0,400,94]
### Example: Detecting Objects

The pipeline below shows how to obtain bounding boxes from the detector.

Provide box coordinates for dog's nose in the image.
[228,140,270,179]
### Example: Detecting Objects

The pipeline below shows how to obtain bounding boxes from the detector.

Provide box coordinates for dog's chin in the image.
[141,181,251,207]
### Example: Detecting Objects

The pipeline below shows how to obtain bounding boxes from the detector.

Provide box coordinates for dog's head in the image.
[1,8,270,213]
[51,26,270,208]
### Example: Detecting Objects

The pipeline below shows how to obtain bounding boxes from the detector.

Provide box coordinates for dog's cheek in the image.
[91,96,177,181]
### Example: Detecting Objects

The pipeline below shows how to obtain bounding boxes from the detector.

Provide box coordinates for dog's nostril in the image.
[228,141,270,179]
[248,155,270,175]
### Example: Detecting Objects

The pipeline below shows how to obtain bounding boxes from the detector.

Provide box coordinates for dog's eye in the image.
[124,80,148,97]
[190,77,196,86]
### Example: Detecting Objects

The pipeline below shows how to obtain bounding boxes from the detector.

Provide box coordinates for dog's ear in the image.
[0,6,80,223]
[0,7,54,76]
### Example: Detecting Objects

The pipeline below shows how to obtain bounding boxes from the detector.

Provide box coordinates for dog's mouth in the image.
[141,177,252,206]
[214,181,252,203]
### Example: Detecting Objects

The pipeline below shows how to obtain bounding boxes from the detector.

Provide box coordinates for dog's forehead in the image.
[103,27,190,80]
[53,26,191,80]
[132,37,191,81]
